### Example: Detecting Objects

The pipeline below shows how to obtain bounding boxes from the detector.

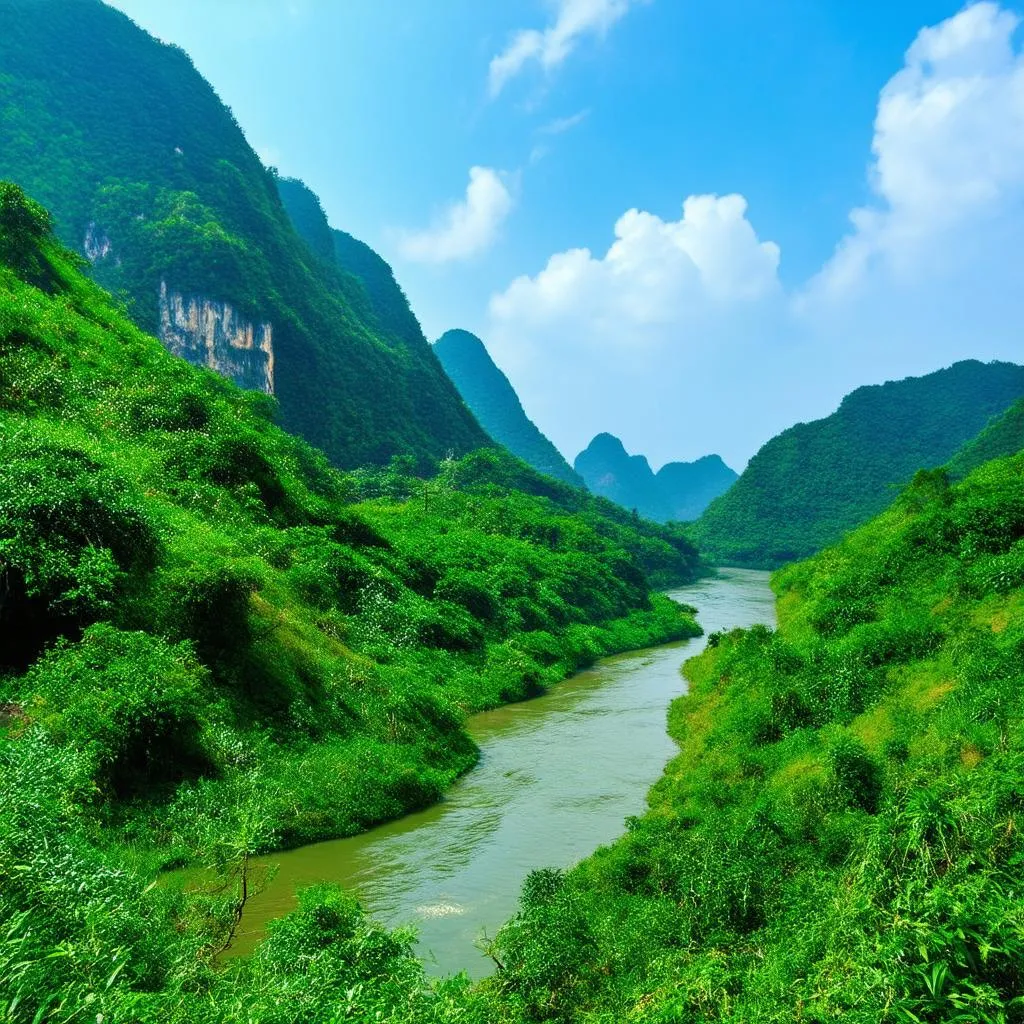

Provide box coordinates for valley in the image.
[2,1,1023,1022]
[220,569,775,977]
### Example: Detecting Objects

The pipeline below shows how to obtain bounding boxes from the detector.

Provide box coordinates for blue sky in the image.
[108,1,1024,469]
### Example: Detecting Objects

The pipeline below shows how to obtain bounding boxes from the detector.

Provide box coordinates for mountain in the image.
[656,454,739,521]
[693,359,1024,567]
[0,183,703,1020]
[575,433,671,520]
[0,0,488,468]
[575,433,738,522]
[947,396,1024,479]
[432,329,584,487]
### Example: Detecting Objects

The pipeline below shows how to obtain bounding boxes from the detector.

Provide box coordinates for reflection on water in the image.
[232,568,776,976]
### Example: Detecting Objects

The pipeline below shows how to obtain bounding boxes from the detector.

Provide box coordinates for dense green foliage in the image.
[0,0,489,468]
[275,175,431,354]
[693,359,1024,567]
[434,329,585,488]
[574,433,736,523]
[470,452,1024,1021]
[0,183,705,1020]
[696,360,1024,569]
[948,398,1024,479]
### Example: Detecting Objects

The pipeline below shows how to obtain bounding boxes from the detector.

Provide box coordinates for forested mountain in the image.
[575,433,738,522]
[693,359,1024,567]
[0,0,488,468]
[0,183,703,1020]
[274,174,431,354]
[656,454,738,521]
[432,329,585,487]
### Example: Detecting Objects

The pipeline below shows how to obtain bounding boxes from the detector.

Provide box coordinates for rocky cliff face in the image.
[83,222,113,263]
[158,280,274,394]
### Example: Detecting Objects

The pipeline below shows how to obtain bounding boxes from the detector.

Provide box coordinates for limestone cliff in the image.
[83,222,113,263]
[158,281,274,394]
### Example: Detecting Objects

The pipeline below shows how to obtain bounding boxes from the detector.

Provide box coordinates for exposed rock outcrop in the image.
[83,222,113,263]
[158,280,274,393]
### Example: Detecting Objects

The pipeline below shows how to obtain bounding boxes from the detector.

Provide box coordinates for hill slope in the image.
[479,453,1024,1022]
[433,329,584,487]
[0,0,488,468]
[575,433,738,522]
[947,396,1024,478]
[0,182,703,1020]
[693,359,1024,567]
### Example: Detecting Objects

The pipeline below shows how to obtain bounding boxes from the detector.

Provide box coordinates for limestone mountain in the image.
[693,359,1024,567]
[656,455,739,521]
[575,434,671,521]
[575,434,737,523]
[432,329,585,487]
[0,0,489,468]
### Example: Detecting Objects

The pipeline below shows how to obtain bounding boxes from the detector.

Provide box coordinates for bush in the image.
[24,624,215,796]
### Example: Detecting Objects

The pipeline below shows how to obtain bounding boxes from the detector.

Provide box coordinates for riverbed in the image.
[230,567,776,976]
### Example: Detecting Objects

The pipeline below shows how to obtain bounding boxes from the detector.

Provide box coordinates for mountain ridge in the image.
[433,328,585,487]
[693,358,1024,567]
[575,432,738,522]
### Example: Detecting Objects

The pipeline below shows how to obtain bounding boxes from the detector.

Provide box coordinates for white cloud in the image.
[398,167,513,264]
[488,0,639,98]
[807,1,1024,301]
[484,3,1024,471]
[491,194,780,339]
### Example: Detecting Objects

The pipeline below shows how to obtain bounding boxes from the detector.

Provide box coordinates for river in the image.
[230,567,775,976]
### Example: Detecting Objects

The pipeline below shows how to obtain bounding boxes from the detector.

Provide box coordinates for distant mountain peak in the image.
[575,433,735,522]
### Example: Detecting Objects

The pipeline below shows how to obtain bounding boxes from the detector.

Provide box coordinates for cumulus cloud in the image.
[807,1,1024,300]
[485,2,1024,470]
[491,194,780,341]
[398,167,513,264]
[488,0,639,98]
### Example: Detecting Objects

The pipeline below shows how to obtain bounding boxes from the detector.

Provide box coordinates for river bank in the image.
[227,568,776,976]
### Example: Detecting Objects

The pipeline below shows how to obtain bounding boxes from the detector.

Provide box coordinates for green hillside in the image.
[694,359,1024,567]
[476,452,1024,1021]
[433,329,585,487]
[0,0,489,468]
[948,397,1024,479]
[0,183,703,1021]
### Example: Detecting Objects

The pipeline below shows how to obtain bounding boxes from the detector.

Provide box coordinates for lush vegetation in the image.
[11,205,1018,1019]
[574,433,736,523]
[948,398,1024,480]
[434,329,585,488]
[469,447,1024,1021]
[0,183,704,1022]
[0,0,489,468]
[694,360,1024,568]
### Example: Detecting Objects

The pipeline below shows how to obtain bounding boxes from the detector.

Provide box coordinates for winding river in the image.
[231,568,775,976]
